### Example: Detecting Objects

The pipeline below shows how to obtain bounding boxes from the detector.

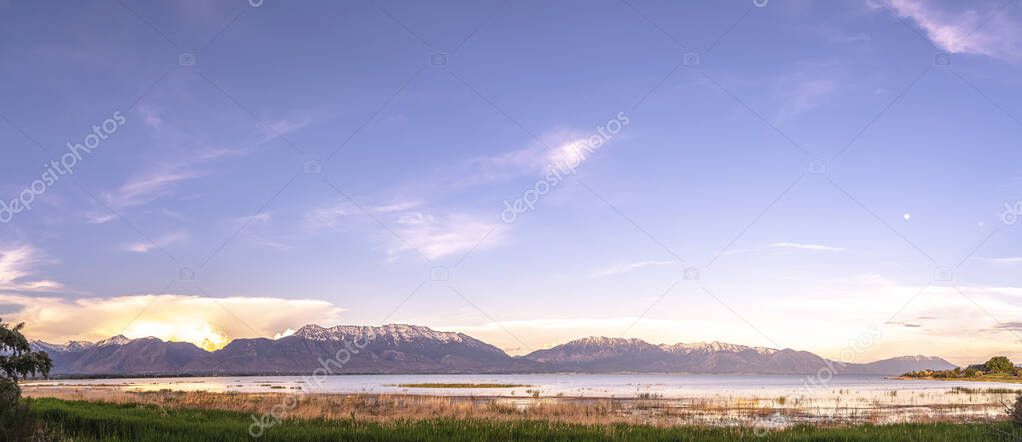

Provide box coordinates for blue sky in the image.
[1,0,1021,364]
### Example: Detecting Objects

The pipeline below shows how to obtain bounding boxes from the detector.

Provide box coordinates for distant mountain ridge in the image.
[30,324,956,376]
[522,336,954,375]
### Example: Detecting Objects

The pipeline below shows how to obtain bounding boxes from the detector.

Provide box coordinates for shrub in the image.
[1007,393,1022,427]
[986,356,1015,374]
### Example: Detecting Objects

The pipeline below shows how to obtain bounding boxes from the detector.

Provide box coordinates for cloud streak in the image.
[883,0,1022,61]
[308,198,503,261]
[592,260,677,277]
[391,211,503,261]
[122,231,187,253]
[724,242,846,256]
[769,242,845,251]
[92,105,313,221]
[97,150,240,215]
[971,256,1022,265]
[0,244,62,292]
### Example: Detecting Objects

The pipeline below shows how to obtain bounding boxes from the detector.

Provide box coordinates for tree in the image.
[0,318,53,440]
[985,356,1015,374]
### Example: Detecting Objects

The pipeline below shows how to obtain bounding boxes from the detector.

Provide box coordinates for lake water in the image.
[25,374,1022,427]
[24,373,1022,399]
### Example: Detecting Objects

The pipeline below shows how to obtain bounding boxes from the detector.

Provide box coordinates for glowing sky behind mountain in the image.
[2,0,1022,366]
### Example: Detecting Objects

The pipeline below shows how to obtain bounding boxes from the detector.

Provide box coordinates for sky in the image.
[1,0,1021,365]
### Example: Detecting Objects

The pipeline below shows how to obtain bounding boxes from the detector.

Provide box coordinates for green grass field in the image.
[941,374,1022,384]
[25,398,1021,441]
[898,374,1022,384]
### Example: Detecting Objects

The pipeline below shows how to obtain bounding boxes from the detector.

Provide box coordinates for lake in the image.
[25,374,1021,427]
[23,373,1022,397]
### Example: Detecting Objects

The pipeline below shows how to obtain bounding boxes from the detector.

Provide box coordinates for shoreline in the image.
[22,383,1013,429]
[893,375,1022,384]
[30,371,853,380]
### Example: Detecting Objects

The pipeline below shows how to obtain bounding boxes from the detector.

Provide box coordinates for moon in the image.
[903,213,911,221]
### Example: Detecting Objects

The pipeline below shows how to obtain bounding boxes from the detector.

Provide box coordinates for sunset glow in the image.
[123,320,230,351]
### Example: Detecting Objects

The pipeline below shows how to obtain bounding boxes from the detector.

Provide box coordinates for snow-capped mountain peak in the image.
[293,324,470,344]
[663,341,778,355]
[66,340,96,352]
[567,337,652,348]
[95,335,132,347]
[30,339,97,353]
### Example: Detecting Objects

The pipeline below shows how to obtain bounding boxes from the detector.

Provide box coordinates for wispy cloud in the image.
[885,321,922,328]
[307,198,502,261]
[92,106,313,221]
[465,132,609,184]
[265,115,313,138]
[971,256,1022,265]
[306,202,351,231]
[121,231,187,253]
[93,146,248,220]
[769,242,845,252]
[391,211,503,261]
[592,260,677,277]
[370,200,422,214]
[996,322,1022,331]
[724,242,846,256]
[785,78,838,115]
[0,244,63,292]
[768,61,842,121]
[138,104,164,129]
[881,0,1022,61]
[305,199,420,230]
[777,282,1022,364]
[101,169,201,212]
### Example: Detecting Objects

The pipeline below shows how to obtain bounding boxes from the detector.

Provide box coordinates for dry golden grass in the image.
[22,386,784,427]
[21,385,1008,429]
[24,386,623,425]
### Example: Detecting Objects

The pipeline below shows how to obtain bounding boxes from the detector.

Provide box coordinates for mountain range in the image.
[30,323,956,376]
